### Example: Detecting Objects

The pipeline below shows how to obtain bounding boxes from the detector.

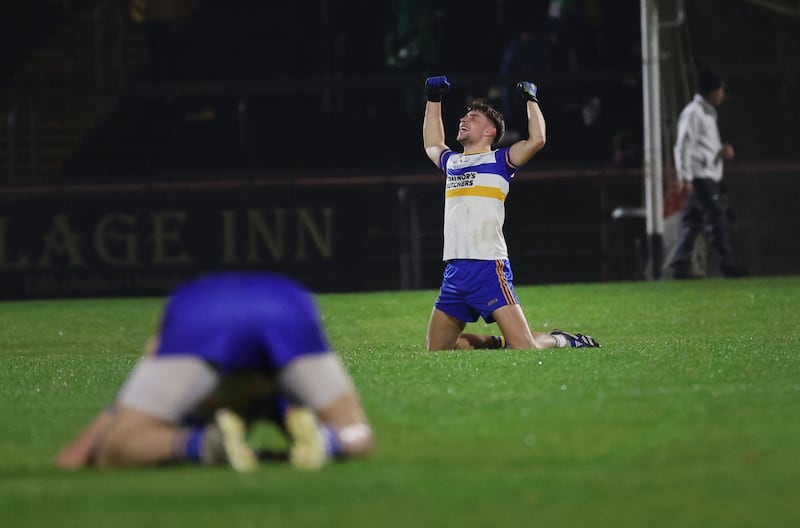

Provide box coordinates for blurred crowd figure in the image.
[130,0,193,83]
[383,0,440,73]
[3,0,639,83]
[547,0,581,71]
[500,22,553,140]
[377,0,636,75]
[499,0,637,141]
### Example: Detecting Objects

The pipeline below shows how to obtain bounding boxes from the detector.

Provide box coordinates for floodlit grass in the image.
[1,277,799,527]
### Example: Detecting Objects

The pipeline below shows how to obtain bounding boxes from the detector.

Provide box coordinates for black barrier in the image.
[3,166,797,299]
[0,170,647,299]
[0,184,370,298]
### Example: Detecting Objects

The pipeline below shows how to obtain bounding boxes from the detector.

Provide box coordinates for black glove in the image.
[516,81,539,103]
[425,75,451,102]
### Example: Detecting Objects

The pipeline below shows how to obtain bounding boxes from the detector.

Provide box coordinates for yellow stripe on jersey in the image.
[445,186,507,201]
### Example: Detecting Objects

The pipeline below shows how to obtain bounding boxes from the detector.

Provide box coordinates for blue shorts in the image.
[155,272,330,373]
[434,259,519,323]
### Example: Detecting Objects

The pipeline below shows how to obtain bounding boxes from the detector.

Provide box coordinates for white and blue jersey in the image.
[438,146,518,260]
[434,147,520,323]
[155,272,330,373]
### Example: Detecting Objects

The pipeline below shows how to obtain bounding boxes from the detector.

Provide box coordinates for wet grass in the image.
[1,276,799,527]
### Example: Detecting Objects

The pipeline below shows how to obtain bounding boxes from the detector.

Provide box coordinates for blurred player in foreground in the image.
[422,75,599,351]
[56,272,373,472]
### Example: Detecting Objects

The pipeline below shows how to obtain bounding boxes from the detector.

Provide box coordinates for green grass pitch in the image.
[1,277,799,527]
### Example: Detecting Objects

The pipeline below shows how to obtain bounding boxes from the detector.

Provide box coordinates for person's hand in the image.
[425,76,450,102]
[721,143,735,160]
[679,179,693,195]
[516,81,539,103]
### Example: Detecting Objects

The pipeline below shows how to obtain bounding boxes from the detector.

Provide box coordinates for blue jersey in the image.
[154,272,330,373]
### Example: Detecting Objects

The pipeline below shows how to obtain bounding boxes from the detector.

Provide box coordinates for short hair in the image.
[698,69,724,97]
[467,99,505,146]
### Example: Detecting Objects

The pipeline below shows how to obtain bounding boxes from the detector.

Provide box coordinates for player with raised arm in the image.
[422,75,599,350]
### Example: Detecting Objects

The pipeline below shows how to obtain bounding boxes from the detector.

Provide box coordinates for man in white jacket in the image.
[670,70,748,279]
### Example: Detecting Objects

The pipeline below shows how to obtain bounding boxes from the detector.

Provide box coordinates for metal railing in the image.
[3,0,132,183]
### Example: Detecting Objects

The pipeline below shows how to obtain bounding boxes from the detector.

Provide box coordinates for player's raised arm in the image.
[423,75,451,166]
[508,81,546,167]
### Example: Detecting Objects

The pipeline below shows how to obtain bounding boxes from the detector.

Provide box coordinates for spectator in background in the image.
[384,0,441,115]
[670,70,748,279]
[547,0,581,71]
[500,21,553,143]
[384,0,439,73]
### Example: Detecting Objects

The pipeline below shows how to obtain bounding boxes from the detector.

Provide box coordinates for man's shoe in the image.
[673,268,702,279]
[672,261,701,279]
[286,407,327,470]
[213,408,258,472]
[550,329,600,348]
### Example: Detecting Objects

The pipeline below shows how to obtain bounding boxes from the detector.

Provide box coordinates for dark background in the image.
[1,0,798,297]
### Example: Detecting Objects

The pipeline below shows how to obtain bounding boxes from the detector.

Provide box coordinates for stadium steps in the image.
[61,88,430,182]
[57,1,429,182]
[0,0,144,185]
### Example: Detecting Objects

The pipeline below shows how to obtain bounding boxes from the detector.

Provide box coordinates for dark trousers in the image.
[672,178,738,271]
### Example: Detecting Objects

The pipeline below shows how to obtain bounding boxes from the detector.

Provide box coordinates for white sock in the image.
[553,334,569,348]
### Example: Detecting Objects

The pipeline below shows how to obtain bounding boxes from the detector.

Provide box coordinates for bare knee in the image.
[427,337,460,351]
[426,332,459,351]
[92,409,174,468]
[426,309,464,351]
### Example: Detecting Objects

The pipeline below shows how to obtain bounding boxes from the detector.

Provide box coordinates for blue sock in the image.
[183,427,205,463]
[320,425,342,459]
[490,335,507,349]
